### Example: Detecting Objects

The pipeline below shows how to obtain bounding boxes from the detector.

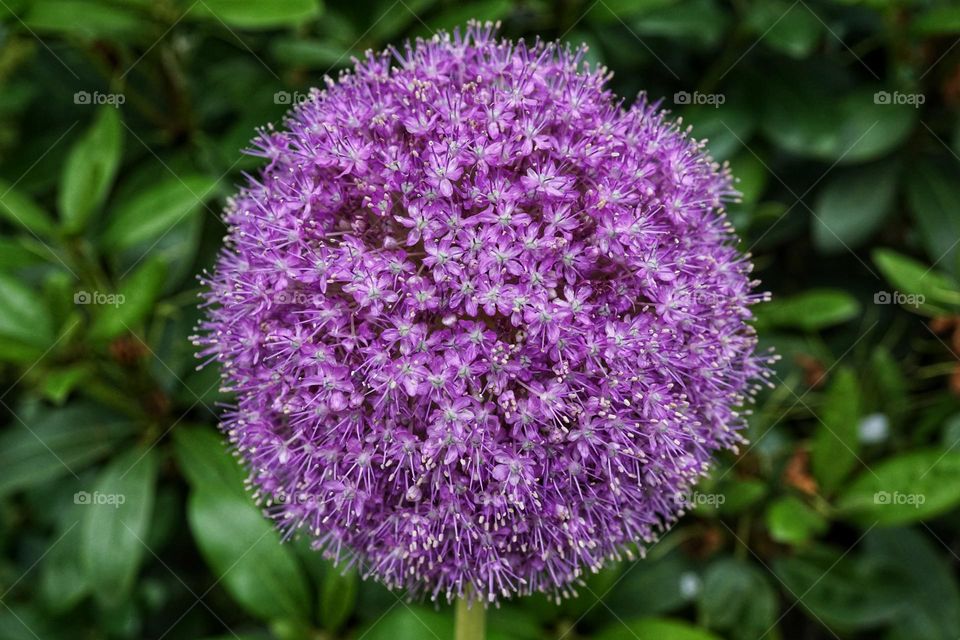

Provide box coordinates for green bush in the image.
[0,0,959,638]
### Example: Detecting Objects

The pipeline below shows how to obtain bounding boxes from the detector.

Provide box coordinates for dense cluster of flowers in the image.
[196,22,770,604]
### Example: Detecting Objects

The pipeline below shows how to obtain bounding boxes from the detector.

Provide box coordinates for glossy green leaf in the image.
[709,478,767,516]
[811,368,862,494]
[357,606,453,640]
[58,107,123,234]
[0,403,133,498]
[80,446,159,606]
[187,490,310,621]
[187,0,322,29]
[813,160,898,252]
[836,448,960,525]
[697,558,777,638]
[872,248,960,313]
[865,528,960,639]
[906,160,960,277]
[746,0,821,58]
[173,425,247,499]
[102,175,220,250]
[604,552,697,618]
[762,77,915,164]
[271,38,351,69]
[766,496,827,545]
[774,545,901,629]
[595,617,723,640]
[88,255,167,340]
[0,272,54,346]
[913,6,960,35]
[39,523,88,612]
[755,288,860,331]
[0,181,56,237]
[25,0,150,39]
[41,363,93,405]
[320,567,358,632]
[633,0,730,49]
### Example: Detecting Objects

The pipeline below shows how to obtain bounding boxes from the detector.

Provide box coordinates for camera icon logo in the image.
[74,491,91,504]
[274,91,292,105]
[73,90,91,105]
[674,91,691,105]
[874,291,891,304]
[74,291,92,304]
[874,91,891,105]
[873,490,891,504]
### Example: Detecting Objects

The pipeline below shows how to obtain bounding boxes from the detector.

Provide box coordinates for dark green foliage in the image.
[0,0,959,638]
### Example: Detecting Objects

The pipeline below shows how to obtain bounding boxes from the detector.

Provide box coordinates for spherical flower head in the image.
[197,22,770,604]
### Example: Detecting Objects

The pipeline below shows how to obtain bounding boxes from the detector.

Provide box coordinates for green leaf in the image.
[271,38,352,69]
[870,346,908,421]
[913,6,960,35]
[697,558,777,638]
[187,489,310,622]
[587,0,677,23]
[836,448,960,525]
[366,0,434,43]
[0,237,51,272]
[682,90,756,162]
[715,478,768,516]
[0,403,132,498]
[102,175,220,250]
[865,528,960,639]
[746,0,821,58]
[754,288,860,331]
[357,606,453,640]
[187,0,322,29]
[25,0,151,40]
[633,0,730,49]
[766,496,827,545]
[728,151,767,206]
[80,446,159,606]
[604,551,697,618]
[0,181,56,237]
[774,545,901,629]
[762,76,915,164]
[88,255,167,340]
[39,523,88,612]
[0,272,54,346]
[427,0,513,32]
[872,248,960,313]
[320,567,358,632]
[811,368,862,494]
[41,363,94,405]
[58,107,123,234]
[595,617,723,640]
[173,425,247,498]
[813,160,898,253]
[906,160,960,277]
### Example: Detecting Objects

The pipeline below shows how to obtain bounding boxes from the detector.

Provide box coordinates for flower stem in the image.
[454,593,485,640]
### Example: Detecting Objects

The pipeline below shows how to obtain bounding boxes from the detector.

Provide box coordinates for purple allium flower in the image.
[196,22,770,603]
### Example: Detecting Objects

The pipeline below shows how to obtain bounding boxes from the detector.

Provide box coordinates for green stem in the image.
[454,594,485,640]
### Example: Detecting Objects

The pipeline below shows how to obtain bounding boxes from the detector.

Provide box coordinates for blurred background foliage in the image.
[0,0,959,638]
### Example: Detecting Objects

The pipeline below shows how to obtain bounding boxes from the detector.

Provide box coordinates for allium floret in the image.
[196,21,772,604]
